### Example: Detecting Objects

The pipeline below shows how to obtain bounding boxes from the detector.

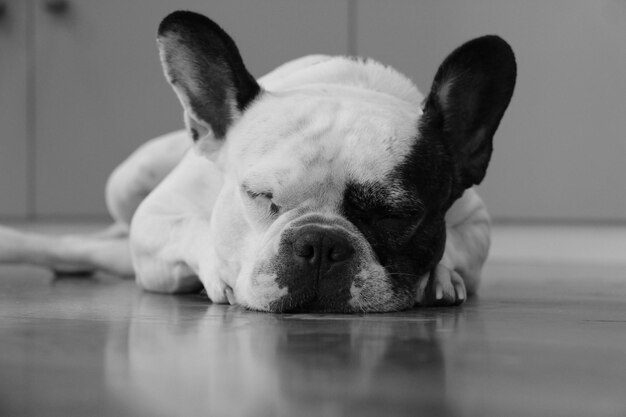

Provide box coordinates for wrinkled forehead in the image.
[226,89,421,190]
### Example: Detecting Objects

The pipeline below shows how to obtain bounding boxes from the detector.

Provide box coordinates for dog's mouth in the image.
[266,290,356,314]
[224,284,350,313]
[223,285,322,312]
[266,289,315,313]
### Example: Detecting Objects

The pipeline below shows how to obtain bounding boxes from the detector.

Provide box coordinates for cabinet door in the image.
[356,0,626,221]
[0,0,29,218]
[34,0,349,218]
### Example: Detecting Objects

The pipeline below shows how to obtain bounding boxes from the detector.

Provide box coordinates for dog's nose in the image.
[292,226,354,273]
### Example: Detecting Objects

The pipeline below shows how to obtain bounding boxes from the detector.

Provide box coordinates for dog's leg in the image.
[0,225,133,277]
[0,131,191,278]
[91,223,130,239]
[416,189,491,306]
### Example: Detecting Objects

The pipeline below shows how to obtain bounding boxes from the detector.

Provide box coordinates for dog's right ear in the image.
[157,11,261,145]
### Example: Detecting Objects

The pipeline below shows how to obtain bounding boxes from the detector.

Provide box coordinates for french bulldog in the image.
[0,11,516,313]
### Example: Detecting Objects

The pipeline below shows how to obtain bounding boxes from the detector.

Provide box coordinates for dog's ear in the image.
[157,11,261,145]
[420,35,516,193]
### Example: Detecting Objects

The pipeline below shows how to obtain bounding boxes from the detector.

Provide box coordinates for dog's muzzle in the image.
[270,219,361,312]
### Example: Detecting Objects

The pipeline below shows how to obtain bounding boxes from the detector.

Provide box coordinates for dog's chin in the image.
[239,284,416,313]
[262,291,355,314]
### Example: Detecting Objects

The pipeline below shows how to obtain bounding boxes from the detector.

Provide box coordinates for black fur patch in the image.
[341,174,448,300]
[158,11,261,139]
[270,233,355,313]
[422,35,517,193]
[337,35,517,303]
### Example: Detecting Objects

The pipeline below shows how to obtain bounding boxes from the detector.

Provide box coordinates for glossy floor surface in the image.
[2,228,626,416]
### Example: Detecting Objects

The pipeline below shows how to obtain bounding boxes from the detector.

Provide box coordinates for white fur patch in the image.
[348,264,394,312]
[240,272,288,311]
[258,56,424,107]
[206,55,428,311]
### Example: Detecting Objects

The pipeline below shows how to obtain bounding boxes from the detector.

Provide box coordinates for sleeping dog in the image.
[0,11,516,312]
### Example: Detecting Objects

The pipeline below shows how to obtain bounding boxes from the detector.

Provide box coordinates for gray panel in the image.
[356,0,626,221]
[34,0,349,218]
[0,0,28,218]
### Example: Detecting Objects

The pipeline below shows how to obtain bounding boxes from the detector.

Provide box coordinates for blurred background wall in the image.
[1,0,625,222]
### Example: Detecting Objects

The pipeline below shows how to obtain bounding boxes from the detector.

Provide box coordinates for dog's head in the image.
[157,11,516,312]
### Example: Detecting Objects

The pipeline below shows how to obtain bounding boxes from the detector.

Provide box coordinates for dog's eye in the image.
[376,215,422,239]
[244,188,281,216]
[245,189,272,200]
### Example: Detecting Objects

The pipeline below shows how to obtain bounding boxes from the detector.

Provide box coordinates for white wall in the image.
[2,0,625,222]
[355,0,626,222]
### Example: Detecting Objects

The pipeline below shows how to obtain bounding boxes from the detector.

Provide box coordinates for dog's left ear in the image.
[421,35,516,194]
[157,11,261,144]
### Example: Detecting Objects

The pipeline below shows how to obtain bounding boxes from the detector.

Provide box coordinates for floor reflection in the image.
[4,261,626,417]
[104,292,460,417]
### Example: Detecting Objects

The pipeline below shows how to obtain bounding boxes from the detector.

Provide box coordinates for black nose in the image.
[292,226,355,273]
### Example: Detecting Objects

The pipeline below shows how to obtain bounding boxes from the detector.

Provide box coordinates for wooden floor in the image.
[1,225,626,417]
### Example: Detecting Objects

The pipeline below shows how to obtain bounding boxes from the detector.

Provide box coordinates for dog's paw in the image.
[415,264,466,307]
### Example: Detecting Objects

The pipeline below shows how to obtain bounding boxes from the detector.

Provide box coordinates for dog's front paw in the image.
[415,264,466,307]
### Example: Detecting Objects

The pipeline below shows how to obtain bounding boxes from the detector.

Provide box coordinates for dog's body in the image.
[0,12,515,312]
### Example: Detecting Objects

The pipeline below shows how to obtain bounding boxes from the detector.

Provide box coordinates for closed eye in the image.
[242,186,281,216]
[376,214,423,240]
[246,189,273,200]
